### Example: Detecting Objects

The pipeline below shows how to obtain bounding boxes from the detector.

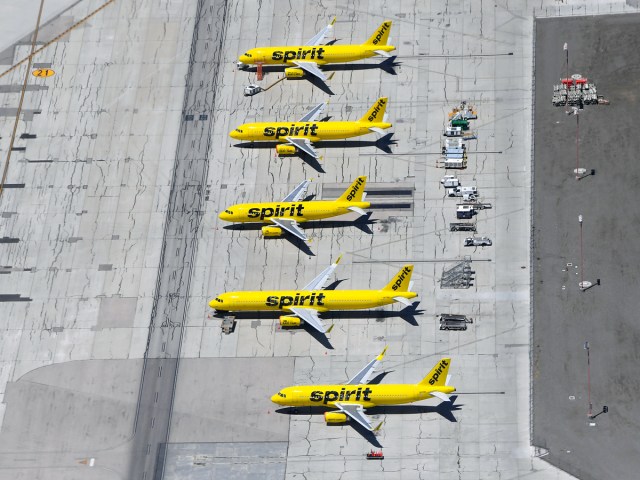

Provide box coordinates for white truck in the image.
[464,236,492,247]
[442,157,467,169]
[456,204,476,219]
[440,175,460,188]
[446,185,478,201]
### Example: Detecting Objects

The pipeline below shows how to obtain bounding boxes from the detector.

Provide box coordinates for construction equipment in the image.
[448,101,477,120]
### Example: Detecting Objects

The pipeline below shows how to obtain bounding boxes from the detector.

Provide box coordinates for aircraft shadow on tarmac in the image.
[244,56,401,95]
[212,301,424,350]
[274,395,461,447]
[233,133,398,173]
[222,213,376,255]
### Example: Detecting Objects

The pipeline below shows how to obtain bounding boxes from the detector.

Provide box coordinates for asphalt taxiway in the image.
[532,12,640,480]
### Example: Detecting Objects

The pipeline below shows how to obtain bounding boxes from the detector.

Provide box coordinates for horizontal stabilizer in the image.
[369,127,386,135]
[348,206,368,216]
[430,391,450,403]
[374,49,392,57]
[393,296,413,307]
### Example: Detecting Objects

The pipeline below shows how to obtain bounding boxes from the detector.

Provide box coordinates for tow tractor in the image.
[243,84,263,96]
[366,450,384,460]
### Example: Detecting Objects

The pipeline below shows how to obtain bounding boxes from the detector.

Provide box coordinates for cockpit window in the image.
[215,297,223,303]
[244,52,252,58]
[235,128,243,133]
[225,210,233,215]
[277,392,286,398]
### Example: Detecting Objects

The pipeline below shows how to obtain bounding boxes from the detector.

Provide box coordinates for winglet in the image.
[373,420,384,432]
[376,346,388,361]
[327,324,335,334]
[334,254,343,265]
[330,16,337,26]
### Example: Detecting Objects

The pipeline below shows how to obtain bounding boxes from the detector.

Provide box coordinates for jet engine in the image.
[280,316,301,328]
[262,226,283,238]
[275,144,297,156]
[284,67,305,79]
[324,412,348,424]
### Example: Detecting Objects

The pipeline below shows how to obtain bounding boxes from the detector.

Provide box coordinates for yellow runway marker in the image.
[32,68,55,77]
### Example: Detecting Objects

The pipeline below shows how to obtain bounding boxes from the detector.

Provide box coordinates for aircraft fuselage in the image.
[272,384,456,408]
[241,45,395,66]
[219,200,370,223]
[211,289,417,312]
[230,121,391,142]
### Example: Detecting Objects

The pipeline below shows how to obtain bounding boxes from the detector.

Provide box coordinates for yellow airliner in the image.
[229,97,392,159]
[237,18,395,81]
[219,176,370,241]
[271,348,455,431]
[209,256,417,334]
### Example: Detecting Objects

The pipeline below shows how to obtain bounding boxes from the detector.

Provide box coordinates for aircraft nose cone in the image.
[229,130,240,140]
[208,299,217,309]
[270,394,281,404]
[218,211,229,221]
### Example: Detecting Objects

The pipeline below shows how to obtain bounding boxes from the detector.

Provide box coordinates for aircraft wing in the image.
[282,179,311,202]
[289,307,326,333]
[347,346,388,385]
[303,254,343,290]
[297,102,327,122]
[334,403,373,431]
[305,17,336,46]
[292,61,328,81]
[270,218,307,241]
[286,137,319,158]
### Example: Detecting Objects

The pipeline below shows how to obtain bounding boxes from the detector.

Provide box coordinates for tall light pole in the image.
[564,42,569,112]
[579,214,584,288]
[584,341,593,418]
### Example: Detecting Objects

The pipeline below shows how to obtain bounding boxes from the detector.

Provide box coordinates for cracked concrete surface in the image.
[1,0,636,479]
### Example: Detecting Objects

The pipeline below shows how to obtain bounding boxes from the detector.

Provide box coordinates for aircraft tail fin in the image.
[363,21,392,46]
[337,176,367,202]
[382,265,413,292]
[359,97,388,123]
[419,358,451,386]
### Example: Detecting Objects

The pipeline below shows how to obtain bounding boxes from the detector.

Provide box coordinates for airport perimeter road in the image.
[533,13,640,480]
[127,0,228,479]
